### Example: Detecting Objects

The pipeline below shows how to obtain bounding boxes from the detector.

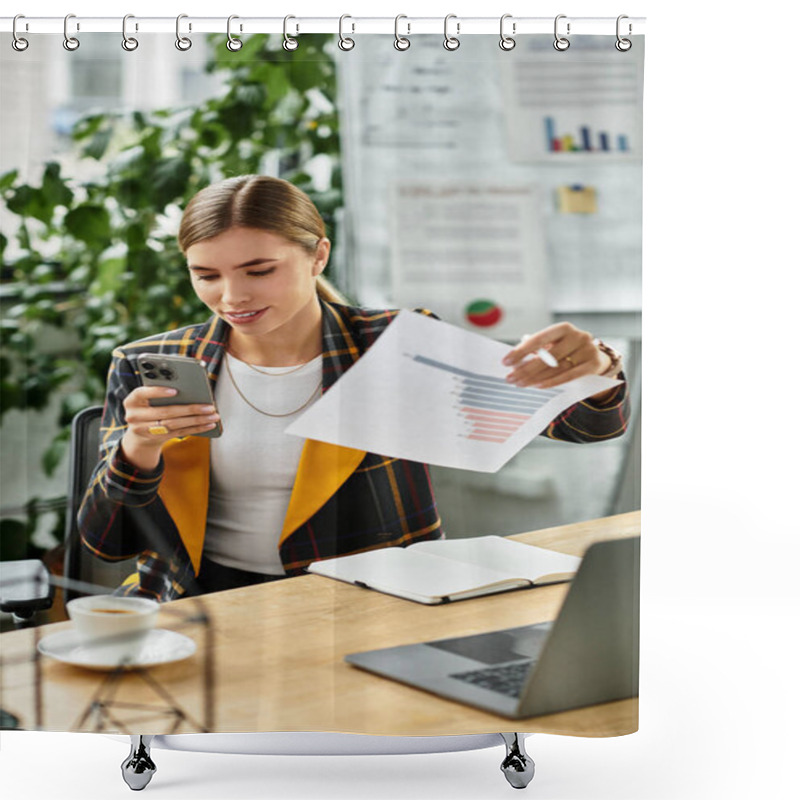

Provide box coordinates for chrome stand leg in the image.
[500,733,535,789]
[121,735,157,791]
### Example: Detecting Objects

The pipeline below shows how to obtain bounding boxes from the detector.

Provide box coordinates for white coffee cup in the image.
[66,595,159,663]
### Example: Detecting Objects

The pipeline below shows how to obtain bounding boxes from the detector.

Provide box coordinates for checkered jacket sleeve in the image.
[546,379,630,443]
[406,307,630,444]
[77,346,167,558]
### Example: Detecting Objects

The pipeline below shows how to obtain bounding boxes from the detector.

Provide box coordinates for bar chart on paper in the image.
[410,355,559,444]
[288,311,621,473]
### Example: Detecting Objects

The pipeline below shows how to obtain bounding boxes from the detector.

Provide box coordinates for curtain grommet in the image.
[338,14,355,51]
[12,14,29,51]
[63,14,80,51]
[121,14,139,51]
[394,15,411,51]
[283,15,299,51]
[554,14,570,51]
[226,15,243,52]
[499,14,516,51]
[175,14,192,51]
[443,14,460,51]
[615,15,633,51]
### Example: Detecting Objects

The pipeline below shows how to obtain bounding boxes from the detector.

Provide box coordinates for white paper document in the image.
[287,311,621,473]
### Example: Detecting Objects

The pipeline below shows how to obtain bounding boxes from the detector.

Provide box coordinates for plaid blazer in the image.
[78,301,629,601]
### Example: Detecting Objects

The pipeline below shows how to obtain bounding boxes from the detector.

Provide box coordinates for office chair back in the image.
[63,406,137,604]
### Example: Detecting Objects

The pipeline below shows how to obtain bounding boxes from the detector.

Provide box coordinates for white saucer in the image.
[37,628,197,671]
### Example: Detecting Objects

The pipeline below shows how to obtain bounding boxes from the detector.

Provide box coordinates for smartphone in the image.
[134,353,222,438]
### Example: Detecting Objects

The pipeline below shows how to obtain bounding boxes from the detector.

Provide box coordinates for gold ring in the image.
[148,424,168,436]
[563,355,576,367]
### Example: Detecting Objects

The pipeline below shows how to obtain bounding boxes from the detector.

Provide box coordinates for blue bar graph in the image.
[411,354,558,416]
[545,117,557,152]
[411,355,557,395]
[543,118,633,155]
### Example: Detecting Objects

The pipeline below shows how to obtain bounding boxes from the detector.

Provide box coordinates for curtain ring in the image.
[554,14,570,51]
[63,14,80,51]
[175,13,192,51]
[443,13,460,51]
[226,15,243,51]
[12,14,29,52]
[121,14,139,51]
[394,15,410,51]
[283,15,299,51]
[615,15,632,51]
[338,14,355,51]
[499,14,516,51]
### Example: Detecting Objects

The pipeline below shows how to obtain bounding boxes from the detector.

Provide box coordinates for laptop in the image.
[345,536,639,719]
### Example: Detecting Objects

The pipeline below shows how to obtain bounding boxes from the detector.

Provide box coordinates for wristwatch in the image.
[592,339,623,378]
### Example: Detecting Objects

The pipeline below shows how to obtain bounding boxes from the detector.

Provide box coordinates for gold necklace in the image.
[227,348,318,377]
[224,352,323,418]
[246,361,307,376]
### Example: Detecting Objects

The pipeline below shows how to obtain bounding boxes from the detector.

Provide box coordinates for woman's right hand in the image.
[119,386,220,471]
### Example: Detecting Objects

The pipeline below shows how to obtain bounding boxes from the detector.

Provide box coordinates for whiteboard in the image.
[336,34,643,329]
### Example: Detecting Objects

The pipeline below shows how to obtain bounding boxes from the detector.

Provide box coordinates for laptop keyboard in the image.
[449,660,533,698]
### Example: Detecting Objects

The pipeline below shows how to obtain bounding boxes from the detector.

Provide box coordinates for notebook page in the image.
[308,547,527,602]
[412,536,580,582]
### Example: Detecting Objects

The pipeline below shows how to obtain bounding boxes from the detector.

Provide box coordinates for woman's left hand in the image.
[502,322,617,395]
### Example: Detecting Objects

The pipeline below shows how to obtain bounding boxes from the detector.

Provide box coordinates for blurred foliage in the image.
[0,34,342,549]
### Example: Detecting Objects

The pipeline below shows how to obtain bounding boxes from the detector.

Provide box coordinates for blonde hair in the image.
[179,175,346,304]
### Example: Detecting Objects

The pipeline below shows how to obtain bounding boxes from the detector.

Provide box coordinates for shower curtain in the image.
[0,20,642,743]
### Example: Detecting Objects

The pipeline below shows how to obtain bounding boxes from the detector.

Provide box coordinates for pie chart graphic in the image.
[465,299,503,327]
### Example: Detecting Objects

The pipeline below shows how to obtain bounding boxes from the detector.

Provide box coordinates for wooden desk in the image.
[0,511,639,737]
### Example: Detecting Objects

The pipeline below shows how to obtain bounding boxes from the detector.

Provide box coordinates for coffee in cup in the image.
[66,595,159,663]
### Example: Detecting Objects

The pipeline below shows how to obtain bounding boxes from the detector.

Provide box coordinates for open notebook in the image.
[307,536,581,604]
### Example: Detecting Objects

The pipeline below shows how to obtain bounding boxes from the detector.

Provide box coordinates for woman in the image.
[78,175,629,600]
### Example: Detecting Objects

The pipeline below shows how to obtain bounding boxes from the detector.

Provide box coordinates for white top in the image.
[203,353,323,575]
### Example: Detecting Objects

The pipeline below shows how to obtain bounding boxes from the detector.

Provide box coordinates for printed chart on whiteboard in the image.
[390,184,550,341]
[499,37,644,162]
[337,35,643,328]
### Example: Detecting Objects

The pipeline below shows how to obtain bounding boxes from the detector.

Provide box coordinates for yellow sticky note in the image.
[557,186,598,214]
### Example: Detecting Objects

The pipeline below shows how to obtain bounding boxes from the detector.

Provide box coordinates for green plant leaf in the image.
[64,205,112,244]
[92,257,126,295]
[72,113,107,141]
[151,157,192,207]
[0,169,19,192]
[41,162,74,208]
[7,185,50,223]
[0,379,22,416]
[110,145,146,174]
[83,126,114,160]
